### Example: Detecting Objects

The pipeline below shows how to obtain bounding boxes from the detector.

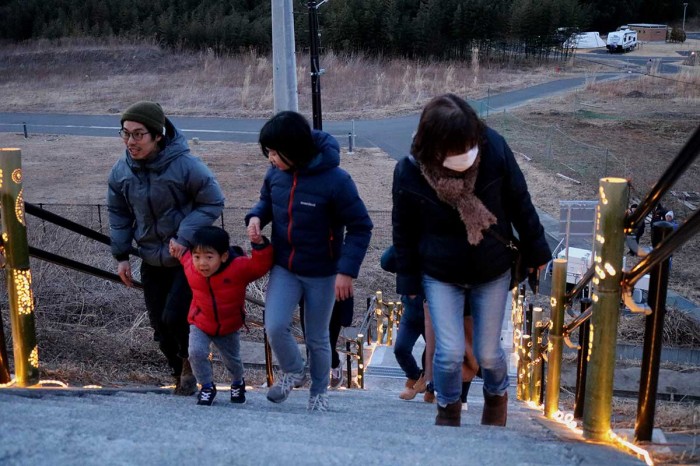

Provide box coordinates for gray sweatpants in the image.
[188,325,244,386]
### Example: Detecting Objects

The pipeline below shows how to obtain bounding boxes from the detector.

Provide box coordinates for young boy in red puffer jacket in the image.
[176,225,273,405]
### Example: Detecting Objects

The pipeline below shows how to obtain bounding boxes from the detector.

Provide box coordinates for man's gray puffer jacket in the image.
[108,118,225,267]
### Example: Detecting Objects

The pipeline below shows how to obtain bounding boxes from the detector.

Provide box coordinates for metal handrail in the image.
[25,202,138,256]
[23,205,266,323]
[625,124,700,232]
[624,208,700,287]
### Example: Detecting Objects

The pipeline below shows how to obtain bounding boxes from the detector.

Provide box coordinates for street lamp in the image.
[683,3,688,31]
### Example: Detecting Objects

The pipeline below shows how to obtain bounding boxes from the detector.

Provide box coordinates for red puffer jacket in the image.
[180,243,273,336]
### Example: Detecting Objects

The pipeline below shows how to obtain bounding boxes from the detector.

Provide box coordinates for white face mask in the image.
[442,145,479,172]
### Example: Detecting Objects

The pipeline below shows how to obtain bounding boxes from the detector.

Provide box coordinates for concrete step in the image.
[0,377,645,465]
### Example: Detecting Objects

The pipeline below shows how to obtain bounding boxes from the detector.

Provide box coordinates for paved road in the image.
[0,73,624,161]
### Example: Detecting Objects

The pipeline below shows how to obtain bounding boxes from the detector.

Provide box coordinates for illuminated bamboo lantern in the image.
[356,335,365,389]
[545,258,567,418]
[386,301,395,346]
[583,178,628,441]
[529,307,544,404]
[0,148,39,386]
[375,291,385,345]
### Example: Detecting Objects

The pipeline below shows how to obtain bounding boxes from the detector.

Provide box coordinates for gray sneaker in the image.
[329,363,343,389]
[307,393,330,412]
[267,370,307,403]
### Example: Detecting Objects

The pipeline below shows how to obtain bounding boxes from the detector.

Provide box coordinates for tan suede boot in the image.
[398,378,417,400]
[435,400,462,427]
[480,389,508,426]
[174,358,197,396]
[423,381,435,403]
[412,373,428,394]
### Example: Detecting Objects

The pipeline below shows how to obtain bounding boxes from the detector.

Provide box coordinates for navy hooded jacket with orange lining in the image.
[180,242,273,336]
[246,130,372,278]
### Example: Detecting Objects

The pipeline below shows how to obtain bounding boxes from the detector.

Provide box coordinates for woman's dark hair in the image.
[259,111,318,168]
[411,93,485,168]
[191,226,230,255]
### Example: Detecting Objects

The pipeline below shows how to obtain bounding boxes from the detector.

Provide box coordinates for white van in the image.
[606,28,638,53]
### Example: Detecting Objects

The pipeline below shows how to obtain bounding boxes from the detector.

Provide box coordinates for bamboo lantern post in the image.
[583,178,628,441]
[0,148,39,386]
[529,306,544,403]
[544,258,567,418]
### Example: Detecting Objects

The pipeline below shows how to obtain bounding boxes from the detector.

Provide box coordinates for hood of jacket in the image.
[296,130,340,175]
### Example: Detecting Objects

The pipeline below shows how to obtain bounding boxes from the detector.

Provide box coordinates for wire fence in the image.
[483,107,631,189]
[4,205,396,333]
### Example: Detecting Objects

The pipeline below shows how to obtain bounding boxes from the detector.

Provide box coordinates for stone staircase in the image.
[0,340,649,465]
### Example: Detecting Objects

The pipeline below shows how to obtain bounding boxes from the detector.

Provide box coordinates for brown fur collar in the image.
[420,155,496,245]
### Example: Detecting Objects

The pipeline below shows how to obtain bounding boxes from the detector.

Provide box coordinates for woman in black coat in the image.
[392,94,551,427]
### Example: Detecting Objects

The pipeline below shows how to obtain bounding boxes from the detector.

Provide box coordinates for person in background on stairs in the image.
[108,101,225,396]
[246,111,373,412]
[392,94,551,427]
[380,246,429,401]
[625,203,645,256]
[175,226,273,406]
[381,245,478,405]
[298,296,354,389]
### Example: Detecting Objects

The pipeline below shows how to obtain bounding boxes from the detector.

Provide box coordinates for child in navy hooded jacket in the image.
[246,111,372,411]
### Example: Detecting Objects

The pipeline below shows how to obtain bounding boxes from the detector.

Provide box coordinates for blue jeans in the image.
[265,265,336,396]
[188,325,244,386]
[423,270,510,405]
[394,295,425,381]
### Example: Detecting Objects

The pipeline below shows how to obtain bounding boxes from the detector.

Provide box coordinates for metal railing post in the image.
[574,298,592,419]
[583,177,628,441]
[264,330,274,388]
[635,221,674,442]
[0,308,11,384]
[0,148,40,386]
[545,258,567,418]
[346,340,353,389]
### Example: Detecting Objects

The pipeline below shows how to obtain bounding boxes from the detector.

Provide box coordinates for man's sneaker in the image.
[329,363,344,389]
[197,385,217,406]
[266,370,307,403]
[307,393,330,412]
[230,380,246,404]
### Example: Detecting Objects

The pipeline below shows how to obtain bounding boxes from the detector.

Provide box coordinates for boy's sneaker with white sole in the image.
[197,385,217,406]
[230,379,246,404]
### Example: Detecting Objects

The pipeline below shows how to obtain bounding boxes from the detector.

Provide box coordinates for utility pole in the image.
[308,1,327,130]
[271,0,298,113]
[683,3,689,31]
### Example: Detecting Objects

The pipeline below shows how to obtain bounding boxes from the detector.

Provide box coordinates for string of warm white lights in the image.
[523,401,654,466]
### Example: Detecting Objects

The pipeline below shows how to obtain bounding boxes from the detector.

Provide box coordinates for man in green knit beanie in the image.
[109,101,225,395]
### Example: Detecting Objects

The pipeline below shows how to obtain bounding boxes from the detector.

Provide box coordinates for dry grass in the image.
[618,309,700,348]
[0,42,698,445]
[0,39,585,119]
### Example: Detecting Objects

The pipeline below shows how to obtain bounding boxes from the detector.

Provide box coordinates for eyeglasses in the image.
[118,129,151,141]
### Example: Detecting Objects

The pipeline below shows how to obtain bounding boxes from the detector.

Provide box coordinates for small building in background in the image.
[625,24,668,41]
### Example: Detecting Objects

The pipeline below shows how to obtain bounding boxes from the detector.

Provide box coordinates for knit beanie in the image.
[121,101,165,136]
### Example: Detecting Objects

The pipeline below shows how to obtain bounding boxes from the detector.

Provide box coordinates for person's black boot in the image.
[460,381,472,403]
